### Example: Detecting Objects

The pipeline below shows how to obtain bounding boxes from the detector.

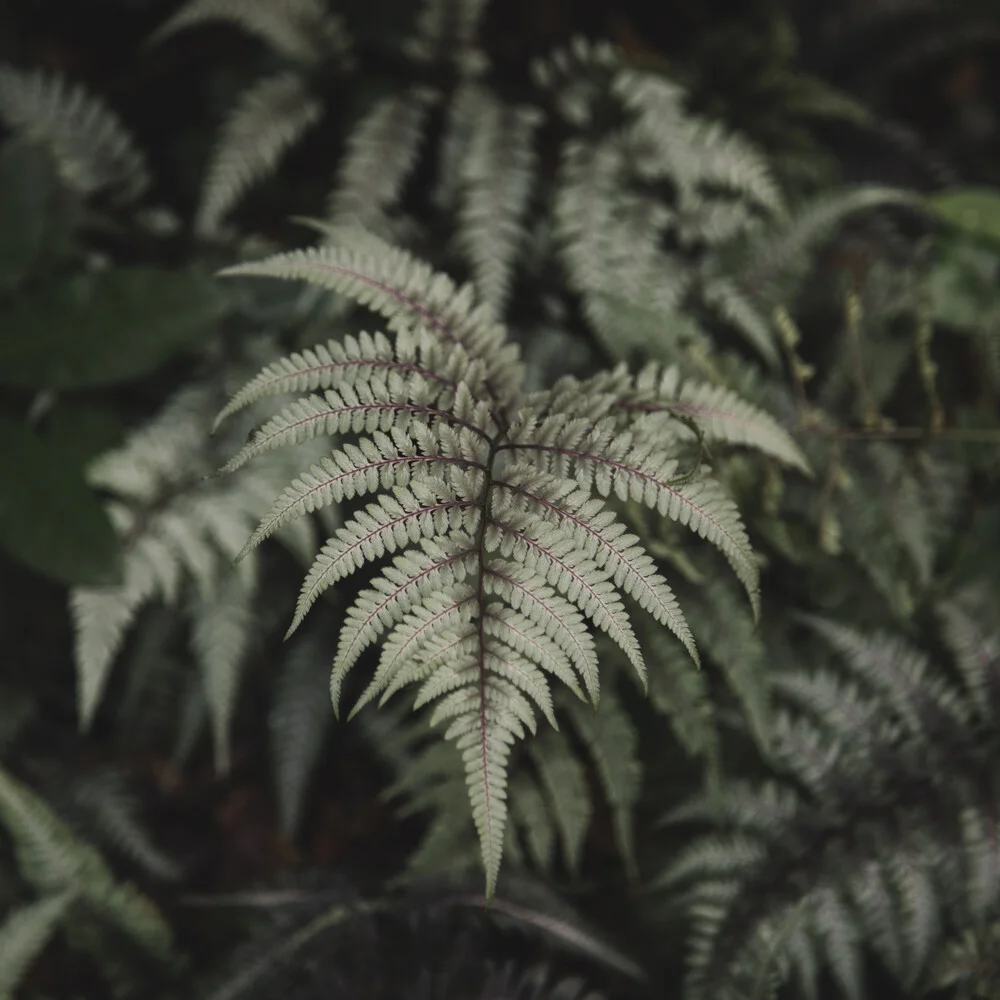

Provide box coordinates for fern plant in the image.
[152,0,789,377]
[657,581,1000,1000]
[70,355,330,773]
[213,226,809,895]
[0,62,149,204]
[365,549,767,886]
[0,763,174,999]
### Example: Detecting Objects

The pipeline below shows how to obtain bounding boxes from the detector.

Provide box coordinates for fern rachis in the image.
[216,230,807,894]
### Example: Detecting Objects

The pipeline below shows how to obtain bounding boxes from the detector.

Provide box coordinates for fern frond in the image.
[219,235,524,403]
[191,565,257,774]
[0,893,71,1000]
[328,86,438,234]
[937,586,1000,724]
[457,92,541,310]
[804,617,967,737]
[218,234,770,895]
[376,682,641,881]
[270,624,335,837]
[531,37,620,128]
[0,64,148,202]
[0,766,172,961]
[197,73,323,236]
[613,70,782,215]
[150,0,347,64]
[71,374,323,747]
[687,574,772,749]
[495,468,696,667]
[64,769,181,881]
[740,186,920,305]
[528,728,592,873]
[664,607,1000,1000]
[406,0,490,64]
[553,137,693,360]
[623,362,810,474]
[500,426,760,616]
[700,276,782,369]
[564,686,641,876]
[927,919,1000,1000]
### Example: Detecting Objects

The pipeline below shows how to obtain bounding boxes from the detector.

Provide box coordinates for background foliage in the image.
[2,1,1000,998]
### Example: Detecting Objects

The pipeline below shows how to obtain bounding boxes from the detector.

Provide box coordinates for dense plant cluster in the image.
[2,1,1000,998]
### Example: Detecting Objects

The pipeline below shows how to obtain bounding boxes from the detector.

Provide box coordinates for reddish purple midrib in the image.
[275,453,479,524]
[339,549,475,669]
[497,521,625,638]
[255,399,490,449]
[284,257,460,344]
[245,355,458,400]
[485,567,594,673]
[324,499,476,576]
[496,478,667,615]
[500,440,746,557]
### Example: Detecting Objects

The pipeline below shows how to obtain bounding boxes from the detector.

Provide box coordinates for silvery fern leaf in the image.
[0,765,172,962]
[700,276,782,369]
[328,86,439,235]
[150,0,349,65]
[190,563,258,774]
[621,362,809,474]
[151,0,352,231]
[373,683,636,879]
[0,893,71,1000]
[457,91,541,310]
[217,231,773,895]
[433,81,483,212]
[538,39,787,367]
[613,70,782,215]
[196,73,323,236]
[70,373,325,771]
[738,186,920,307]
[269,623,335,837]
[59,768,181,882]
[664,607,1000,1000]
[0,64,148,202]
[554,137,693,360]
[405,0,490,66]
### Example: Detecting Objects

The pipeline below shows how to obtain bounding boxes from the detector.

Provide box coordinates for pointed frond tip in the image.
[216,232,775,895]
[216,230,524,405]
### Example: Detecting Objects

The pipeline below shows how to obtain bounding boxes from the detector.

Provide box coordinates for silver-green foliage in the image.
[152,0,784,345]
[69,367,327,773]
[0,63,148,203]
[0,764,172,999]
[659,583,1000,1000]
[216,228,808,895]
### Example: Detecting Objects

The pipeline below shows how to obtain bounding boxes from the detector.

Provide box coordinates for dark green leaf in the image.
[46,403,124,468]
[0,417,121,585]
[0,265,225,388]
[0,138,58,293]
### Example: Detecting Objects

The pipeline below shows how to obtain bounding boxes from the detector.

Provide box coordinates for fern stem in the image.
[843,290,881,430]
[474,432,502,896]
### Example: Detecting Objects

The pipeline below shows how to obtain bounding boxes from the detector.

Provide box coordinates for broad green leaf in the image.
[928,187,1000,249]
[45,403,124,468]
[0,265,225,388]
[0,138,60,293]
[0,418,121,585]
[927,239,999,330]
